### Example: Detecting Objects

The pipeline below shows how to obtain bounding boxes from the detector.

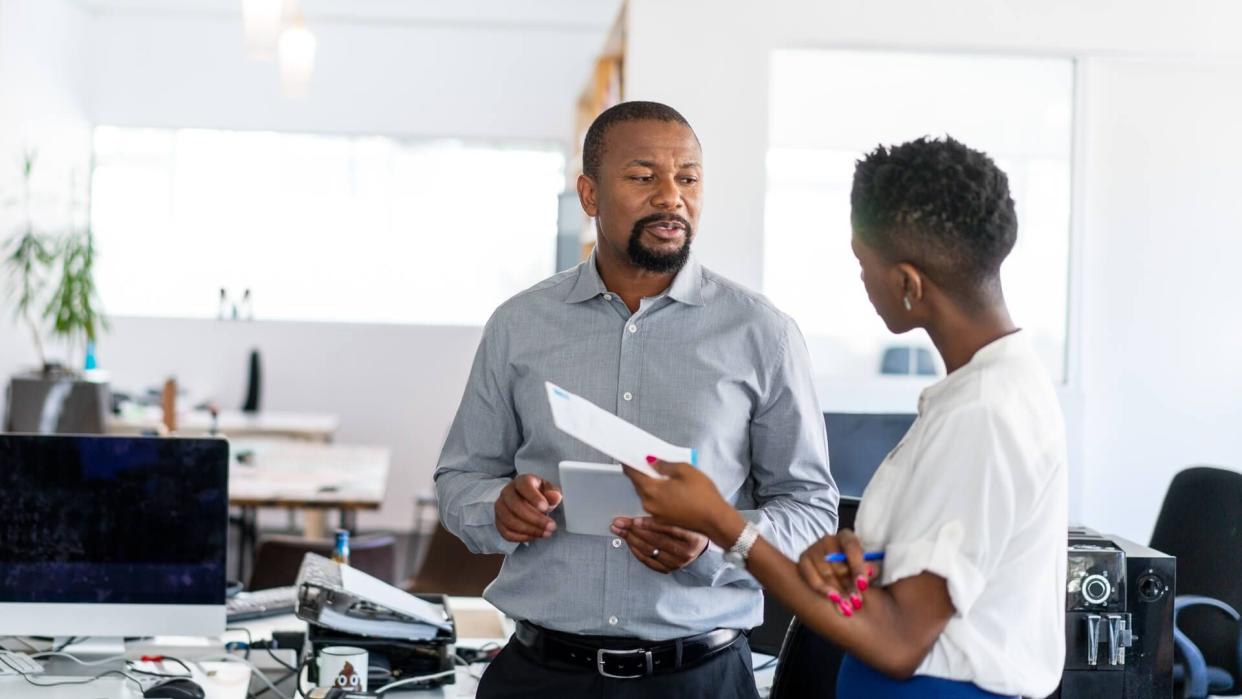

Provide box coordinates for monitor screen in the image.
[825,412,917,498]
[0,435,228,607]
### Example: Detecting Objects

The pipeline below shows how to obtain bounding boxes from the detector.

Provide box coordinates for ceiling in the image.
[72,0,623,30]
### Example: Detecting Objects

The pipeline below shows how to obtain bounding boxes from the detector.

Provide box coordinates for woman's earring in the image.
[902,296,912,311]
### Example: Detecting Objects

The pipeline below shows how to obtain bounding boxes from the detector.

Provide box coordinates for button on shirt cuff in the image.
[881,520,987,616]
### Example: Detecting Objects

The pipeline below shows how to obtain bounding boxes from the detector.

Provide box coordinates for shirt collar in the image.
[919,329,1032,405]
[563,249,705,307]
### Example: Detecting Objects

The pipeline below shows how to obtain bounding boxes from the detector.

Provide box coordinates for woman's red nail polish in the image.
[645,455,657,464]
[828,591,842,603]
[856,577,869,592]
[840,604,853,617]
[850,594,862,610]
[866,565,875,579]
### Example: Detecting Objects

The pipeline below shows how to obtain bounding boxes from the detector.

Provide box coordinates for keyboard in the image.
[0,650,44,676]
[226,586,299,622]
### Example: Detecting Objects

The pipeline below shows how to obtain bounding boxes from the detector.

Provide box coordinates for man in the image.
[434,101,838,698]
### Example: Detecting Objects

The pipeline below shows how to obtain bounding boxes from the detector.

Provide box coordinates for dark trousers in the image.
[476,635,762,699]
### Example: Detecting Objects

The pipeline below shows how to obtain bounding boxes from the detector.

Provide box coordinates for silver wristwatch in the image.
[723,521,760,568]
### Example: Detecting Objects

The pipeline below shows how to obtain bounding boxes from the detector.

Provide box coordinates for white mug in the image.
[317,645,368,692]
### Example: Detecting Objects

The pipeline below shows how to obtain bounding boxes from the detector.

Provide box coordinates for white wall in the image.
[87,13,605,142]
[624,0,1242,539]
[1078,59,1242,540]
[0,0,92,217]
[0,0,93,384]
[0,2,617,532]
[94,317,484,532]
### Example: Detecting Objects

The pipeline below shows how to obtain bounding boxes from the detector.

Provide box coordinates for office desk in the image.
[109,409,340,443]
[229,440,391,580]
[1,660,250,699]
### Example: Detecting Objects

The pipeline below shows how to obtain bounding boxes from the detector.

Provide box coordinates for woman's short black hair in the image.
[851,136,1017,304]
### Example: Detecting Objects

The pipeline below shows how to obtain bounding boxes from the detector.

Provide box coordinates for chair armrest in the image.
[1174,595,1242,697]
[1175,626,1211,699]
[1174,595,1240,622]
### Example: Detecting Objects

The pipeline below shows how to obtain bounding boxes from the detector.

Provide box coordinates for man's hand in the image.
[494,474,563,543]
[610,516,709,574]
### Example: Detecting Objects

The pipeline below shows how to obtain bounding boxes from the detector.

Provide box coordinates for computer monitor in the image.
[824,412,917,498]
[0,435,229,638]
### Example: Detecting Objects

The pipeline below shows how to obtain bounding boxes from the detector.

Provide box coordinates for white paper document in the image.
[340,564,452,631]
[545,381,696,479]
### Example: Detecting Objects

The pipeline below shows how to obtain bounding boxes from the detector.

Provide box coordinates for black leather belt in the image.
[513,620,742,679]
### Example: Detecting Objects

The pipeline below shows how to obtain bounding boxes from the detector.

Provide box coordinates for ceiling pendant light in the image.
[278,2,317,99]
[241,0,283,59]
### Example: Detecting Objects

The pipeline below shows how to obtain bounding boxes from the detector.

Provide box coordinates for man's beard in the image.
[627,213,693,274]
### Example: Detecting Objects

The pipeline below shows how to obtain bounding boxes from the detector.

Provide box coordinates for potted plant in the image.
[2,149,110,433]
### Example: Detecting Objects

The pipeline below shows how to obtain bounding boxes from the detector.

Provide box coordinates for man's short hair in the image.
[851,136,1018,304]
[582,101,697,180]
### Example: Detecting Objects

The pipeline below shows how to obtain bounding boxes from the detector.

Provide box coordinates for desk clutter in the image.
[294,553,458,693]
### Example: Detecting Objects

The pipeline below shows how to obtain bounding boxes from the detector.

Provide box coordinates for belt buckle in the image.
[596,647,654,679]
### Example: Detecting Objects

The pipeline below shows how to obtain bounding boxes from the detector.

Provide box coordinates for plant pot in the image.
[4,369,110,434]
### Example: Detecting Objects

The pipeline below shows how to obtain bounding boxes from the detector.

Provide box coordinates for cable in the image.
[263,644,299,674]
[250,667,298,699]
[30,651,129,666]
[373,669,458,693]
[226,627,255,660]
[51,636,83,652]
[16,668,145,693]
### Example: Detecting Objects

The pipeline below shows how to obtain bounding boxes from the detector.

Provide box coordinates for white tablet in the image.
[557,461,648,537]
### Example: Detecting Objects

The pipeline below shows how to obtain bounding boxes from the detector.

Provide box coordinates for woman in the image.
[624,136,1067,698]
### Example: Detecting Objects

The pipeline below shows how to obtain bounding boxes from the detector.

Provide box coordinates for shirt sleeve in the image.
[878,403,1019,617]
[680,316,839,588]
[433,316,521,556]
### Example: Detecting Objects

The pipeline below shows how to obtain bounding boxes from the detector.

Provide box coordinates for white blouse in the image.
[854,331,1068,697]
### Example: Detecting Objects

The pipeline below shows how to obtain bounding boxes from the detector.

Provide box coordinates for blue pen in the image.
[824,551,885,563]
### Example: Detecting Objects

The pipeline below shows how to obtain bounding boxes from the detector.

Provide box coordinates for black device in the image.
[822,412,916,498]
[1050,527,1175,698]
[0,435,229,614]
[307,621,456,691]
[142,677,206,699]
[242,348,261,413]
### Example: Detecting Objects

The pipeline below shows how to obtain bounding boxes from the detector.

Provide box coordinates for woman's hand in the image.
[622,457,745,548]
[797,529,878,618]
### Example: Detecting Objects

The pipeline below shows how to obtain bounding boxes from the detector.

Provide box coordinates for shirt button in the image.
[622,392,633,401]
[603,293,613,301]
[608,616,619,626]
[627,324,638,333]
[611,538,623,548]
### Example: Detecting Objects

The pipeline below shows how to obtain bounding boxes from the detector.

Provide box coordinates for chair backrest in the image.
[750,497,859,661]
[770,617,847,699]
[1149,466,1242,682]
[402,522,504,597]
[248,533,397,591]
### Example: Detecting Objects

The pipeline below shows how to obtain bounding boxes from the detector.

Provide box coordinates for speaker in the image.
[242,349,261,413]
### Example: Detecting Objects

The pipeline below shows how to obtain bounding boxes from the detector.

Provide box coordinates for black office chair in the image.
[1149,466,1242,698]
[758,497,860,698]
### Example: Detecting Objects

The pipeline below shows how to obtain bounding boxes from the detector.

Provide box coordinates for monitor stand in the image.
[54,636,126,657]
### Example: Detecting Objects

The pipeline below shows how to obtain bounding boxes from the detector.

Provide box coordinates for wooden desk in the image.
[229,440,391,581]
[109,409,340,443]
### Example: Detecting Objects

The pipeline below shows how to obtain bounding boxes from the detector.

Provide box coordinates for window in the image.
[90,127,565,325]
[765,50,1074,385]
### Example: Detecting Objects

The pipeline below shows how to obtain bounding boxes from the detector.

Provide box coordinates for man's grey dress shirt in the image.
[435,253,838,640]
